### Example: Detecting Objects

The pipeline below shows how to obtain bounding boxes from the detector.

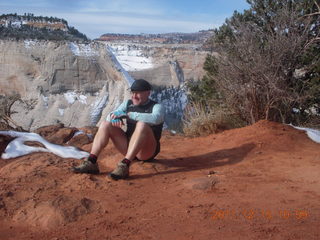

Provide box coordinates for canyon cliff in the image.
[1,31,211,130]
[0,40,132,130]
[98,32,212,87]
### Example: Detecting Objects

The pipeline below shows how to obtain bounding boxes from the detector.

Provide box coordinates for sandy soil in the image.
[0,120,319,240]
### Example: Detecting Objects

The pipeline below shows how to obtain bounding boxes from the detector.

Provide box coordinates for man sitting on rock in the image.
[72,79,165,180]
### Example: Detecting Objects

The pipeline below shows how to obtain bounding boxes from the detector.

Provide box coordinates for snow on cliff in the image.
[64,91,87,105]
[24,40,37,49]
[106,45,134,86]
[69,42,98,57]
[107,43,153,72]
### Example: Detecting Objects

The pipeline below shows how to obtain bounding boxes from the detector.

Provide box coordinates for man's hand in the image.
[110,118,123,127]
[110,111,127,128]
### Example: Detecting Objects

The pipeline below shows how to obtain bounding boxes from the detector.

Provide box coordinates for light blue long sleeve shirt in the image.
[106,99,165,125]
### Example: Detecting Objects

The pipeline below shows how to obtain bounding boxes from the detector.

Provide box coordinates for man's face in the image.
[131,90,150,105]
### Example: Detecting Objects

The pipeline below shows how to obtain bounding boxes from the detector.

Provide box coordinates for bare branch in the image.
[305,37,320,48]
[314,0,320,11]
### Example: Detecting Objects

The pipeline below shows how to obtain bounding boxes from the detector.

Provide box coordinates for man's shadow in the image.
[130,143,255,180]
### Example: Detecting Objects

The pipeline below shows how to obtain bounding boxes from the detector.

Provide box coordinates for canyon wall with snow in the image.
[105,42,208,87]
[1,37,210,131]
[0,40,133,130]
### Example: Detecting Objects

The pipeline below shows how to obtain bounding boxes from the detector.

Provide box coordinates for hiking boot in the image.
[109,161,130,180]
[72,159,100,174]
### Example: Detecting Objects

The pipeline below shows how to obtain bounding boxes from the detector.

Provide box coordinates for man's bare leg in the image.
[72,121,128,174]
[91,121,128,156]
[109,121,157,180]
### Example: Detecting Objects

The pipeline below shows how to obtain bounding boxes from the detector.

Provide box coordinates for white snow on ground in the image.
[0,131,89,159]
[69,42,98,57]
[73,130,85,137]
[290,125,320,143]
[64,91,88,105]
[106,45,134,86]
[108,44,153,71]
[72,130,93,140]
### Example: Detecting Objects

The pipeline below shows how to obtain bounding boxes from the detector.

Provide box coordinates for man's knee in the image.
[98,120,113,132]
[135,121,151,131]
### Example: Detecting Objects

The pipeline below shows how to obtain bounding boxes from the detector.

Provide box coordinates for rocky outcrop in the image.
[106,42,208,87]
[0,40,132,130]
[0,37,210,131]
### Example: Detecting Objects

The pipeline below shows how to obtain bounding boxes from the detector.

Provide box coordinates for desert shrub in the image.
[182,102,245,137]
[189,0,320,127]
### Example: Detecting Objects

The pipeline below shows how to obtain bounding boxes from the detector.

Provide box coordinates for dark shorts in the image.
[125,129,160,161]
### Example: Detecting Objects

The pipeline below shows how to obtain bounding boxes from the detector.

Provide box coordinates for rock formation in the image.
[0,40,132,130]
[102,41,209,87]
[0,32,211,131]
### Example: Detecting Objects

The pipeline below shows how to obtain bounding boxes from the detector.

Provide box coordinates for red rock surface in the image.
[0,120,319,240]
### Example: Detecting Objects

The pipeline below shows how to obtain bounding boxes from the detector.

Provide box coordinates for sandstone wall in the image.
[0,40,131,130]
[106,42,208,87]
[0,40,208,131]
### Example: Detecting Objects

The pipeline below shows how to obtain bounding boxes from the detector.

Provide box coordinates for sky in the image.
[0,0,250,39]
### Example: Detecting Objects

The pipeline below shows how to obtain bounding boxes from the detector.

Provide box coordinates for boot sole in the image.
[109,173,129,180]
[71,167,100,174]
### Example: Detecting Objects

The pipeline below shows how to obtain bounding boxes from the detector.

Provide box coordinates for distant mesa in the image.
[0,13,88,41]
[97,30,214,45]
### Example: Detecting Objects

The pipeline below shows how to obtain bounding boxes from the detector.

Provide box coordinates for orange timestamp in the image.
[211,209,309,221]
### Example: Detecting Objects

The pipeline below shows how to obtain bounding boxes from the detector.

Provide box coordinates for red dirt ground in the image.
[0,120,319,240]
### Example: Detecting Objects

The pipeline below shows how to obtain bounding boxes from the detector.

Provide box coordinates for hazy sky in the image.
[0,0,250,39]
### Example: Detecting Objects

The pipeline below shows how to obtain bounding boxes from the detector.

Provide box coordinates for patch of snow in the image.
[292,108,300,113]
[289,125,320,144]
[64,91,87,105]
[106,45,134,86]
[308,106,320,116]
[108,44,153,71]
[11,21,22,28]
[150,85,188,130]
[69,42,98,57]
[41,94,49,108]
[24,40,37,49]
[64,92,77,104]
[0,131,89,159]
[79,95,87,105]
[72,130,93,140]
[73,130,85,137]
[170,130,177,135]
[58,108,64,116]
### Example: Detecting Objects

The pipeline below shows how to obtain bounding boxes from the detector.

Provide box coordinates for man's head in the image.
[130,79,152,105]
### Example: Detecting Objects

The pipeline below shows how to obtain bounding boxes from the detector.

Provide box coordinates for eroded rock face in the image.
[107,42,209,87]
[0,39,210,131]
[0,40,131,130]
